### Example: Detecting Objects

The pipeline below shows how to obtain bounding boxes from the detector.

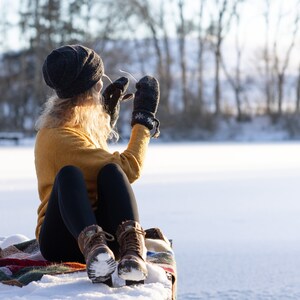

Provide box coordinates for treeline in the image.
[0,0,300,136]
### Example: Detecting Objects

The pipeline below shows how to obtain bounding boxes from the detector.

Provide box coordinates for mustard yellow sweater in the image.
[34,124,150,239]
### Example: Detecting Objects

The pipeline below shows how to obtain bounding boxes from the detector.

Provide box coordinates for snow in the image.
[0,234,29,249]
[89,252,116,279]
[1,141,300,299]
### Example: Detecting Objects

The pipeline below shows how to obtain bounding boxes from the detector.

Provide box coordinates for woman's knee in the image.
[57,165,82,178]
[56,165,85,188]
[98,163,123,179]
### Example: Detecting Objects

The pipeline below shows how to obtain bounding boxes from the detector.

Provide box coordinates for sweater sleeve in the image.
[54,124,151,183]
[110,124,151,182]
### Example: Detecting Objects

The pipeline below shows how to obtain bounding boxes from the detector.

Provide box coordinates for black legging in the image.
[39,163,139,263]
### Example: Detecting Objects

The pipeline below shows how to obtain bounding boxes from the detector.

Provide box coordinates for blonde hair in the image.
[35,84,118,148]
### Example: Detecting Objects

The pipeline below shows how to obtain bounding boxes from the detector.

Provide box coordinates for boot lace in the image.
[85,230,115,255]
[92,230,115,243]
[119,228,145,257]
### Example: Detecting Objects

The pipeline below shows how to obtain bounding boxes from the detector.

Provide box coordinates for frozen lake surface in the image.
[1,141,300,299]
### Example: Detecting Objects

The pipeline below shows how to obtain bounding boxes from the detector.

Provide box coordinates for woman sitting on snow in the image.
[34,44,160,285]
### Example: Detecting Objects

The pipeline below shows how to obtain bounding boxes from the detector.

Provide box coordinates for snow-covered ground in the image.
[1,141,300,299]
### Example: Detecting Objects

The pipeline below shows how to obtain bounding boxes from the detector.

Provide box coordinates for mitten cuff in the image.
[131,110,160,138]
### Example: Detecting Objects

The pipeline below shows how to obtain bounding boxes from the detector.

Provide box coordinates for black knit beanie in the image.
[42,45,104,98]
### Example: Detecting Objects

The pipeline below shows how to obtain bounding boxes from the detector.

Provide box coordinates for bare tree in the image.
[0,1,9,125]
[221,6,245,121]
[19,0,63,114]
[159,0,173,115]
[207,0,239,116]
[15,0,96,130]
[272,1,299,116]
[0,1,9,53]
[197,0,206,115]
[262,0,274,114]
[177,0,189,113]
[296,63,300,113]
[108,0,173,114]
[129,0,164,77]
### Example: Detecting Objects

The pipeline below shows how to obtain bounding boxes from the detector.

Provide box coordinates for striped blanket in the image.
[0,228,177,299]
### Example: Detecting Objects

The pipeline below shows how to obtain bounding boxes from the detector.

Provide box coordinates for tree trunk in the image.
[178,0,188,113]
[214,46,221,116]
[264,0,272,114]
[214,0,228,116]
[197,0,205,115]
[272,3,298,116]
[277,73,284,115]
[162,30,172,114]
[235,53,242,120]
[160,0,172,115]
[296,64,300,113]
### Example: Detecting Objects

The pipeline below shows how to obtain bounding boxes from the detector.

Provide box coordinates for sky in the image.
[0,0,299,69]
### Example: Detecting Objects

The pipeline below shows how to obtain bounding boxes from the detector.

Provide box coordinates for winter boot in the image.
[78,225,116,284]
[116,220,148,283]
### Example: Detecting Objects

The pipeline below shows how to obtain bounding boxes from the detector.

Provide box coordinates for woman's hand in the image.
[102,77,133,128]
[131,76,160,138]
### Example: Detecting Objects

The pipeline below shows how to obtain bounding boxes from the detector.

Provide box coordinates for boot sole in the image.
[118,259,147,282]
[126,280,144,286]
[87,248,116,283]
